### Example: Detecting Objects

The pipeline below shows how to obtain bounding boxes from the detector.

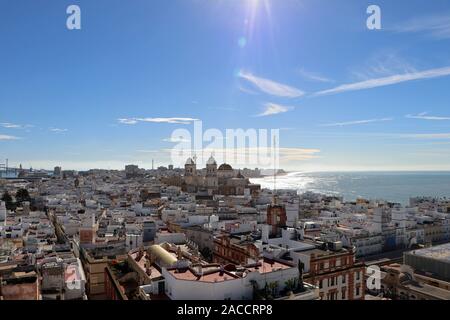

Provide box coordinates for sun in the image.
[243,0,273,40]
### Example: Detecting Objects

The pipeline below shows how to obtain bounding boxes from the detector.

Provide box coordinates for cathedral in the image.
[183,156,252,196]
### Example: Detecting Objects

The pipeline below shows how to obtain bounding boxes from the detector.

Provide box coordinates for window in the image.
[356,286,360,296]
[342,289,346,300]
[356,271,360,281]
[319,263,324,271]
[342,275,346,284]
[319,280,323,289]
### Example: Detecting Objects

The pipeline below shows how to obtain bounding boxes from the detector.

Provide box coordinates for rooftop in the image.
[406,243,450,263]
[245,259,293,274]
[168,267,238,283]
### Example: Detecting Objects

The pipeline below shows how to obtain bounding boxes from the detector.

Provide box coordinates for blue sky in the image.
[1,0,450,171]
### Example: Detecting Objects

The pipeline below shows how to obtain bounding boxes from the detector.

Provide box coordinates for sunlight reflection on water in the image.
[251,171,450,204]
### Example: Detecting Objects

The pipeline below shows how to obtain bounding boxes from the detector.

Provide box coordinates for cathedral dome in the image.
[218,163,233,171]
[207,156,217,165]
[185,158,195,165]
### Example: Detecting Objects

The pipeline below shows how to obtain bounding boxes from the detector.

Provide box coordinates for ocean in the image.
[250,171,450,205]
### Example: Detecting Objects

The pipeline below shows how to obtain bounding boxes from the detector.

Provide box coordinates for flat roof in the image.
[406,283,450,300]
[129,251,162,280]
[246,260,292,274]
[407,243,450,263]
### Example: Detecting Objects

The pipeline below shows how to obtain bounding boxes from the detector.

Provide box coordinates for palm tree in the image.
[284,278,297,292]
[250,280,259,299]
[268,281,279,298]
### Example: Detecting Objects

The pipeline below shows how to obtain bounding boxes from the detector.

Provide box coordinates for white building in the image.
[125,233,144,251]
[155,232,186,245]
[162,259,308,300]
[0,200,6,225]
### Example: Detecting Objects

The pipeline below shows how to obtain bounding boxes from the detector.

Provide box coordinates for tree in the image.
[267,281,279,299]
[284,278,297,292]
[297,261,305,292]
[1,191,14,210]
[15,188,31,206]
[200,247,213,262]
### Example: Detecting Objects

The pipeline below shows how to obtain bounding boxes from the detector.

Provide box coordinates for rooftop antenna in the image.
[152,159,154,170]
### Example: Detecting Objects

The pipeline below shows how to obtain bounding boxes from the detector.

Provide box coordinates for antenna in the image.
[152,159,154,170]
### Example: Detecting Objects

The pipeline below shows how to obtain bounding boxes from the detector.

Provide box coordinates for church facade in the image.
[183,156,253,196]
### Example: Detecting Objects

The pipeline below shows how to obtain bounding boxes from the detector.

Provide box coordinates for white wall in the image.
[163,266,299,300]
[155,232,186,245]
[0,201,6,224]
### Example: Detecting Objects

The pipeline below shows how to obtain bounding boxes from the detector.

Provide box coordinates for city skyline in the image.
[2,0,450,171]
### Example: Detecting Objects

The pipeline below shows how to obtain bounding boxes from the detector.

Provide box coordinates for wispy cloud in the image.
[50,128,68,133]
[321,118,393,127]
[393,13,450,39]
[118,118,139,125]
[297,68,333,83]
[406,112,450,121]
[315,66,450,96]
[256,103,294,117]
[163,137,191,143]
[1,122,33,129]
[239,71,305,98]
[0,134,20,140]
[355,53,417,80]
[279,148,321,161]
[118,117,199,125]
[401,133,450,140]
[161,147,321,163]
[238,85,259,95]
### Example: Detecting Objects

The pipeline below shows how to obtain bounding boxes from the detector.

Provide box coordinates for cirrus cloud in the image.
[118,117,199,125]
[406,112,450,121]
[321,118,393,127]
[239,71,305,98]
[315,66,450,96]
[0,134,20,140]
[393,13,450,39]
[1,122,33,129]
[50,128,68,133]
[256,103,294,117]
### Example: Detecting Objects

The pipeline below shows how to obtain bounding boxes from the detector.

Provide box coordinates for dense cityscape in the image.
[1,159,449,301]
[2,1,450,312]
